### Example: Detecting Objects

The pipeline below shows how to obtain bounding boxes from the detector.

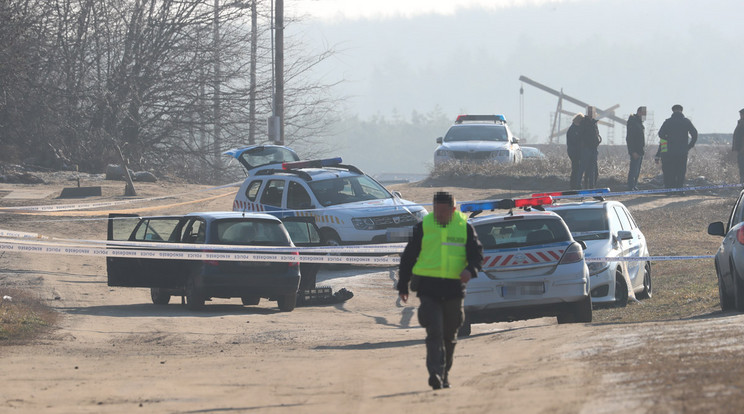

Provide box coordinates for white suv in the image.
[434,114,522,166]
[546,200,652,306]
[225,145,427,245]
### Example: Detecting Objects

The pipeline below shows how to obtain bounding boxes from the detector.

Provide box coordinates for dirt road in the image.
[2,180,744,413]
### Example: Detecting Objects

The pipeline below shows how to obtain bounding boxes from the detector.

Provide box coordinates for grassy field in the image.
[0,287,57,343]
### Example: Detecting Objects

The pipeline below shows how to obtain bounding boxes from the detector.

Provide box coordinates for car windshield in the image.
[550,208,609,241]
[474,218,571,249]
[308,175,391,207]
[238,146,299,170]
[444,125,508,142]
[216,219,291,246]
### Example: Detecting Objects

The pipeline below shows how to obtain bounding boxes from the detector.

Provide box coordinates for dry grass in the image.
[0,287,57,344]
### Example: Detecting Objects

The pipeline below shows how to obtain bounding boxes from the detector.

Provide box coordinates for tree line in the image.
[0,0,339,182]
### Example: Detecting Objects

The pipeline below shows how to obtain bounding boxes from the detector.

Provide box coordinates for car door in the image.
[280,216,323,291]
[614,205,642,287]
[720,191,744,284]
[259,178,288,216]
[107,214,142,287]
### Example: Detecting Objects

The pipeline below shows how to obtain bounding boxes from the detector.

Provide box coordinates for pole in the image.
[275,0,284,145]
[213,0,223,171]
[249,0,257,144]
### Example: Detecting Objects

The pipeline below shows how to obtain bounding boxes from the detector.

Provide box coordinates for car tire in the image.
[185,276,205,310]
[150,288,170,305]
[614,269,629,307]
[277,293,296,312]
[636,262,652,300]
[241,296,260,306]
[718,259,734,311]
[457,315,472,338]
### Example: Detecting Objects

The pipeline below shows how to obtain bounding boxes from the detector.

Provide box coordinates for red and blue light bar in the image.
[454,114,507,124]
[282,157,342,170]
[531,188,610,198]
[459,196,553,213]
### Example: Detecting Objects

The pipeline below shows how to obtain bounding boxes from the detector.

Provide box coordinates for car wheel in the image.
[733,265,744,313]
[457,315,472,338]
[320,229,341,246]
[277,293,296,312]
[636,262,652,300]
[185,276,205,310]
[614,269,629,307]
[241,296,260,306]
[150,288,170,305]
[718,259,734,311]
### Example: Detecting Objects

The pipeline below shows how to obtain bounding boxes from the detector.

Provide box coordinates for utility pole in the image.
[248,0,257,144]
[275,0,284,145]
[213,0,223,171]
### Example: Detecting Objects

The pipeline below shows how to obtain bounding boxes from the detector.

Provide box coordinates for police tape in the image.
[585,255,714,262]
[551,183,742,200]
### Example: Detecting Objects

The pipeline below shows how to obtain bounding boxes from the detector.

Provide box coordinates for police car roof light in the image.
[531,188,610,198]
[459,199,515,213]
[454,114,507,124]
[513,196,554,208]
[282,157,342,170]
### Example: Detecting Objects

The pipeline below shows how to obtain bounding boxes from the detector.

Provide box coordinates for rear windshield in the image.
[474,217,571,249]
[216,219,291,246]
[444,125,508,142]
[550,208,609,241]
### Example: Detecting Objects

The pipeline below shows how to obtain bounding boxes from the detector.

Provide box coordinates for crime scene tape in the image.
[533,183,742,200]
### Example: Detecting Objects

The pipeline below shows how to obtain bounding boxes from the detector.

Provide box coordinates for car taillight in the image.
[288,251,299,267]
[737,227,744,245]
[202,250,219,266]
[558,242,584,264]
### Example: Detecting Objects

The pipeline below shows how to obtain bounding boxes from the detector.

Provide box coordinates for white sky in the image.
[293,0,572,21]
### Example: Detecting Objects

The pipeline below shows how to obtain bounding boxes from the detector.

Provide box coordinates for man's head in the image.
[672,104,683,113]
[739,108,744,119]
[432,191,456,227]
[572,113,584,125]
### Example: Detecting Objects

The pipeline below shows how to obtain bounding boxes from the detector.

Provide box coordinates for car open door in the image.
[280,216,322,291]
[106,213,142,287]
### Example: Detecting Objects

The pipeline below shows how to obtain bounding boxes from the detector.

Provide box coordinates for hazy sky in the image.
[290,0,744,146]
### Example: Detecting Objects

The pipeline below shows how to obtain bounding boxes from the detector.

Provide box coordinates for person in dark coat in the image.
[397,191,483,390]
[566,113,584,189]
[579,106,601,189]
[732,108,744,183]
[655,104,697,194]
[626,106,646,191]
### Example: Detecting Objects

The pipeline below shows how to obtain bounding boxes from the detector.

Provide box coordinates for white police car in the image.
[542,189,652,306]
[225,145,427,245]
[458,196,591,336]
[434,114,522,166]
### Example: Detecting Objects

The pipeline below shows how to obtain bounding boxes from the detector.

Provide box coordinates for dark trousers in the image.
[569,155,582,189]
[661,152,688,188]
[580,147,598,189]
[737,151,744,183]
[417,295,464,379]
[627,154,643,190]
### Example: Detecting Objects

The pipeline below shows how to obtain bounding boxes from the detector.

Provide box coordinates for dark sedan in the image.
[708,189,744,311]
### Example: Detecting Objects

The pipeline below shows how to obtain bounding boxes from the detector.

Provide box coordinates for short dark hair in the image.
[672,104,683,112]
[433,191,454,206]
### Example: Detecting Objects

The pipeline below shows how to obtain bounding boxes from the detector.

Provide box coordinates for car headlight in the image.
[587,262,610,275]
[412,208,427,221]
[436,149,453,157]
[352,217,376,230]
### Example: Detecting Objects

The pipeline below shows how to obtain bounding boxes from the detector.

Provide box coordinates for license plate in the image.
[502,283,545,297]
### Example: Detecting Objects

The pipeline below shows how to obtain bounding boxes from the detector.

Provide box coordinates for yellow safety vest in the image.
[412,211,468,279]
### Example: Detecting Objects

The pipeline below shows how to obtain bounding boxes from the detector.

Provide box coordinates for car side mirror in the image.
[436,137,443,144]
[577,240,587,250]
[512,136,520,144]
[616,230,633,241]
[392,191,402,198]
[708,221,726,237]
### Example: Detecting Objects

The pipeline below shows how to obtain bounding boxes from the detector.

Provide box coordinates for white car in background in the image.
[434,114,522,166]
[459,199,591,337]
[546,200,652,306]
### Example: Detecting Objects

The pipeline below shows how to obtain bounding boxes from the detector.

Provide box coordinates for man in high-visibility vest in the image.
[655,104,698,194]
[398,191,483,390]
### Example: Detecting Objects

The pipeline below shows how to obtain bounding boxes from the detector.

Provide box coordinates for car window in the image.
[550,208,609,241]
[216,219,291,246]
[444,125,508,142]
[308,175,391,207]
[619,207,637,230]
[133,218,182,242]
[474,218,570,249]
[287,181,313,210]
[261,179,285,207]
[283,221,321,244]
[245,180,263,202]
[613,206,632,231]
[607,206,623,233]
[180,219,206,243]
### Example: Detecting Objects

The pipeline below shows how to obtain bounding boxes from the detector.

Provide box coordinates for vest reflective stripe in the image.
[412,211,468,280]
[660,139,668,153]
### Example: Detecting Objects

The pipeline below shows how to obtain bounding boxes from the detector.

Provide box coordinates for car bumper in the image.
[197,267,300,299]
[588,266,616,303]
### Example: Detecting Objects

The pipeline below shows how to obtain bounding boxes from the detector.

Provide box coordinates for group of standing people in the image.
[567,104,700,193]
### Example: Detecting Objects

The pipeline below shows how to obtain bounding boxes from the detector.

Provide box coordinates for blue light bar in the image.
[460,199,513,213]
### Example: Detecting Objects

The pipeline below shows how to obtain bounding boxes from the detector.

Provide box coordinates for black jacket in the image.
[733,119,744,152]
[626,114,645,155]
[566,123,581,159]
[658,112,697,155]
[397,220,483,299]
[579,117,601,149]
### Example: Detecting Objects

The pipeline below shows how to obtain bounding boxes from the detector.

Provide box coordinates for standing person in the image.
[655,104,697,194]
[397,191,483,390]
[626,106,647,191]
[567,113,584,189]
[579,106,601,188]
[732,108,744,183]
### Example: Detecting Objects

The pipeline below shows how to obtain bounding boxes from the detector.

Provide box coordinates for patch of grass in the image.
[0,287,57,344]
